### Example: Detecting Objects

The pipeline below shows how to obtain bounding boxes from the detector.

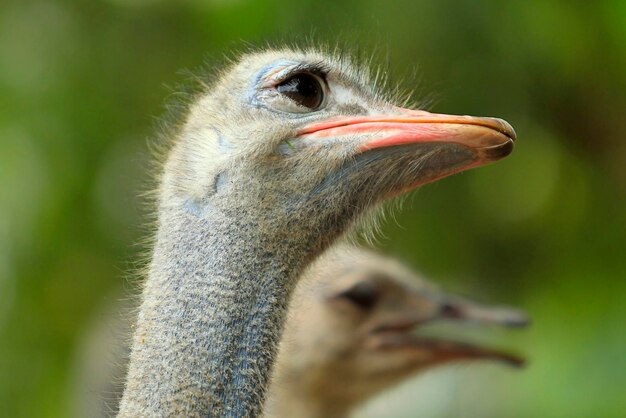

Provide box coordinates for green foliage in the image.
[0,0,624,416]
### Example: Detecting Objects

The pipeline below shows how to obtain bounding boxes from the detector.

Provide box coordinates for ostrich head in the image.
[163,48,515,251]
[268,246,528,417]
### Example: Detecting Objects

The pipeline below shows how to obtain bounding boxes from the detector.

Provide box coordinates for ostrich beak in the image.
[365,293,529,367]
[299,109,515,183]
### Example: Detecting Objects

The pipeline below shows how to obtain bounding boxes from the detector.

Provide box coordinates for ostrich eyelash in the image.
[276,62,331,84]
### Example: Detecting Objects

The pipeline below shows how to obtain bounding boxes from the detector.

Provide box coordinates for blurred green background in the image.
[1,0,624,417]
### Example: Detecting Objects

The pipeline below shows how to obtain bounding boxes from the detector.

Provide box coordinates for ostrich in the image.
[265,245,528,418]
[118,47,516,417]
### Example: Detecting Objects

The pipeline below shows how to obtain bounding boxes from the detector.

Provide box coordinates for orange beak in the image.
[299,109,516,173]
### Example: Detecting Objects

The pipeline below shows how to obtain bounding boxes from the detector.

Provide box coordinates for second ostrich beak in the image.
[363,292,529,368]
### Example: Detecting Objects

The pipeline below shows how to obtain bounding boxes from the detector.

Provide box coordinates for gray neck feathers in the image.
[118,200,310,417]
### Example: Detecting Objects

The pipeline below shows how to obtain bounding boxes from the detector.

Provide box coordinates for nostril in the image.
[440,303,463,319]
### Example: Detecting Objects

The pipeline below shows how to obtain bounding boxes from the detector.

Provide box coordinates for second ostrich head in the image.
[267,246,528,418]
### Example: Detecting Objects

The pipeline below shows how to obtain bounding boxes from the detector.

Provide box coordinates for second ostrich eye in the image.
[338,281,379,310]
[277,73,324,111]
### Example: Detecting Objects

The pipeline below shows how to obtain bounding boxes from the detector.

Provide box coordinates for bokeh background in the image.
[1,0,624,417]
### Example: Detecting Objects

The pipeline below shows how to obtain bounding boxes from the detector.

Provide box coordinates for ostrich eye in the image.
[277,73,324,110]
[337,281,379,310]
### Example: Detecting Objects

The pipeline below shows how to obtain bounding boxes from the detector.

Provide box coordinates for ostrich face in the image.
[170,49,515,231]
[283,255,528,408]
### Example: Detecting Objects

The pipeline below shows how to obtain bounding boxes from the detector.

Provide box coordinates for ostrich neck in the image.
[119,202,310,418]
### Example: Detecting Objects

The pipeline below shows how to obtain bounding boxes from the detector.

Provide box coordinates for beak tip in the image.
[495,117,517,141]
[505,355,528,369]
[505,310,532,328]
[509,317,532,328]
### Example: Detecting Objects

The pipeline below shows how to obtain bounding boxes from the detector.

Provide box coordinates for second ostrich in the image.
[265,246,528,418]
[119,47,516,417]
